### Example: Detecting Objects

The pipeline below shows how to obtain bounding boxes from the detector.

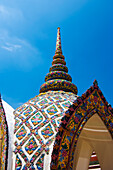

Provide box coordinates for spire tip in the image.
[55,27,62,54]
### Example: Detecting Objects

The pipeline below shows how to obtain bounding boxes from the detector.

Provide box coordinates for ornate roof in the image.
[39,27,78,95]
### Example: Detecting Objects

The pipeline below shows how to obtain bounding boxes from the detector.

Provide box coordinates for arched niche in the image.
[73,113,113,170]
[51,80,113,170]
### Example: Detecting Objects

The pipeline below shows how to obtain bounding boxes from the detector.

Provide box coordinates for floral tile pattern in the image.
[41,123,54,139]
[46,104,58,115]
[23,106,33,117]
[16,125,27,140]
[14,91,77,169]
[25,137,38,155]
[31,112,43,126]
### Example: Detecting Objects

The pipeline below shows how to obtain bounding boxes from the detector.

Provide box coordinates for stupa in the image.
[12,28,113,170]
[13,27,77,169]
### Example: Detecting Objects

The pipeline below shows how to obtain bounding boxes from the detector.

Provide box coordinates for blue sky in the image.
[0,0,113,109]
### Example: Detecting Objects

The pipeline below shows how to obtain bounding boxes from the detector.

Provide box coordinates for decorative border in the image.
[51,80,113,169]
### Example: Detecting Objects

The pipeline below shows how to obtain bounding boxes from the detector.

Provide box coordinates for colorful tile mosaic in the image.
[52,95,63,101]
[25,137,38,155]
[31,112,43,126]
[51,80,113,169]
[45,71,72,82]
[38,99,48,106]
[46,105,58,115]
[40,79,78,94]
[23,106,33,117]
[41,123,54,139]
[49,64,68,73]
[15,155,22,170]
[15,119,20,129]
[52,58,66,65]
[16,125,27,140]
[0,98,8,170]
[36,153,45,170]
[14,27,77,169]
[39,27,78,95]
[62,101,71,109]
[14,91,77,169]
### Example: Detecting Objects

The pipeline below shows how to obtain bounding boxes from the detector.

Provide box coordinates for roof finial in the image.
[55,27,62,54]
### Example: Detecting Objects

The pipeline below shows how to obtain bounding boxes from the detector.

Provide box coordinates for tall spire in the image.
[55,27,62,54]
[39,28,78,95]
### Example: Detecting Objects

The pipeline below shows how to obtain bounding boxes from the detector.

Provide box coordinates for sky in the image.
[0,0,113,109]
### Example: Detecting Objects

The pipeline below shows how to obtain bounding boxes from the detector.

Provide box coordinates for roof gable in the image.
[51,80,113,169]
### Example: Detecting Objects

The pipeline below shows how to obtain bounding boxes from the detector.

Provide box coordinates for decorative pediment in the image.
[51,80,113,169]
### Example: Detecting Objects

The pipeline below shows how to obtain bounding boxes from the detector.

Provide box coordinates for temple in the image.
[1,28,113,170]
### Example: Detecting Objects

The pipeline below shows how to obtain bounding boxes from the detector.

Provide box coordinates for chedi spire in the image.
[55,27,62,54]
[39,27,78,94]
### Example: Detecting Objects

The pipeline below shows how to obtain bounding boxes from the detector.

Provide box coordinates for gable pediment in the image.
[51,80,113,169]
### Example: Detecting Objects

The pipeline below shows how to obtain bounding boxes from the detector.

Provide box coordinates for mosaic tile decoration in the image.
[0,97,8,170]
[39,27,78,95]
[41,123,54,139]
[40,79,78,94]
[52,58,66,65]
[45,71,72,82]
[16,125,27,140]
[31,112,43,126]
[15,155,22,170]
[49,64,68,73]
[55,27,62,54]
[46,105,58,115]
[25,137,38,155]
[36,153,45,170]
[51,80,113,169]
[14,91,77,169]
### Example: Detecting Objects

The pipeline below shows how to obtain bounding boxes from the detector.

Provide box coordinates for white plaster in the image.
[2,100,14,170]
